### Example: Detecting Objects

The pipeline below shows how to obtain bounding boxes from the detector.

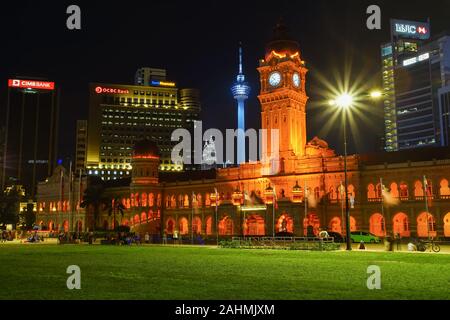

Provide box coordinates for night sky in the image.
[1,0,450,161]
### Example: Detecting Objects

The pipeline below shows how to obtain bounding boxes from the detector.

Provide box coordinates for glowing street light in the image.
[370,90,383,99]
[330,92,353,251]
[335,93,353,109]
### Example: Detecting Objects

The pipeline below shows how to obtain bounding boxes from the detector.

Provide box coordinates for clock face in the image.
[293,73,300,87]
[269,72,281,87]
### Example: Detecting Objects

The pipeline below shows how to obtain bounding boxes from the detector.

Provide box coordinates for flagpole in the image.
[78,169,82,233]
[272,186,276,238]
[380,177,386,237]
[423,176,431,242]
[68,161,72,234]
[340,181,345,236]
[215,188,218,246]
[59,168,63,232]
[304,180,307,237]
[191,192,194,245]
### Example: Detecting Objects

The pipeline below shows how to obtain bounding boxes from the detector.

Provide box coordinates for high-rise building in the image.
[381,19,431,151]
[231,45,251,165]
[2,78,59,198]
[135,68,167,86]
[394,33,450,150]
[86,80,200,180]
[75,120,88,173]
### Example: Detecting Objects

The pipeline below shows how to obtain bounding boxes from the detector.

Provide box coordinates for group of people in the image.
[0,230,14,243]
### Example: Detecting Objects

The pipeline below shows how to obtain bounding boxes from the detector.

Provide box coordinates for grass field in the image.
[1,244,449,300]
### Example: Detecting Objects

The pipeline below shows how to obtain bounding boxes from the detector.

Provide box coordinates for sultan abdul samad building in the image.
[36,24,450,240]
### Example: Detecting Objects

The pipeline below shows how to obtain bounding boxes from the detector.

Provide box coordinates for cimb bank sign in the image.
[171,121,280,167]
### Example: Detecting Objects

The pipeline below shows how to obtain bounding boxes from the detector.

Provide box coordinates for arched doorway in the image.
[219,216,234,235]
[205,216,212,235]
[303,213,320,236]
[166,218,175,234]
[244,214,265,236]
[329,217,342,233]
[444,213,450,237]
[75,221,83,233]
[350,216,357,232]
[179,217,189,235]
[417,212,437,238]
[393,212,410,237]
[369,213,385,237]
[277,214,293,233]
[192,217,202,235]
[133,215,140,225]
[63,220,69,232]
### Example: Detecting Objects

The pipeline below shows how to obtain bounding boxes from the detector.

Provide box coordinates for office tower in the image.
[135,68,167,86]
[2,78,59,197]
[75,120,88,173]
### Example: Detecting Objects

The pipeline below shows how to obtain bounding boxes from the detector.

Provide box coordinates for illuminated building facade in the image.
[2,78,59,198]
[135,67,167,86]
[37,23,450,240]
[395,33,450,150]
[86,81,200,180]
[231,45,251,165]
[382,19,431,151]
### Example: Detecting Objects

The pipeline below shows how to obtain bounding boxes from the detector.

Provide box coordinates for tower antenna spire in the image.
[239,42,243,75]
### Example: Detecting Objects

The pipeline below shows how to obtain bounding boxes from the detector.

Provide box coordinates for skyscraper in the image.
[86,78,201,180]
[2,78,59,198]
[381,19,431,151]
[231,44,251,165]
[135,68,167,86]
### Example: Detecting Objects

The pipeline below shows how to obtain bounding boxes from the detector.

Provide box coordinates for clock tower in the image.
[258,22,308,166]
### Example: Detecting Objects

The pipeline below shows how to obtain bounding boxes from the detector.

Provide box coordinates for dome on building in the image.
[307,137,329,149]
[133,139,160,158]
[265,19,301,58]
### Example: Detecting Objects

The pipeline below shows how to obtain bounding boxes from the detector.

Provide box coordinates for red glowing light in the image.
[8,79,55,90]
[94,86,130,94]
[133,155,159,160]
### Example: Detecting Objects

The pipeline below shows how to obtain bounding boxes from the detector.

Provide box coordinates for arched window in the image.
[148,193,154,207]
[414,181,424,198]
[303,213,320,236]
[166,218,175,234]
[367,184,376,199]
[244,215,265,236]
[329,217,342,233]
[192,217,202,234]
[390,183,399,198]
[219,216,233,235]
[376,184,382,198]
[440,179,450,197]
[399,182,409,198]
[369,213,385,237]
[141,193,147,207]
[392,212,410,237]
[417,212,437,238]
[179,217,189,235]
[206,216,212,235]
[171,195,176,208]
[277,214,294,233]
[184,194,190,208]
[205,194,211,207]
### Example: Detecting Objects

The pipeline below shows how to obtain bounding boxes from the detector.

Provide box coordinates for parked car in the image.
[327,231,345,243]
[350,231,380,243]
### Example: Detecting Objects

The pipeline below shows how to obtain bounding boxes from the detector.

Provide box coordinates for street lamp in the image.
[331,93,353,251]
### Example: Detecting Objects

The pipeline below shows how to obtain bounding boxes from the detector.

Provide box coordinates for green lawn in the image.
[1,244,449,300]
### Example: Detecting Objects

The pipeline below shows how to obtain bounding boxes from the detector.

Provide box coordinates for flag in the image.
[273,185,278,210]
[424,176,433,208]
[381,179,400,206]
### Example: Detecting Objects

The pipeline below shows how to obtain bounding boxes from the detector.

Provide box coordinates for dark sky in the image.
[1,0,450,160]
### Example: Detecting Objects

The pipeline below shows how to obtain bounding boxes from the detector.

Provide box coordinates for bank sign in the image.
[8,79,55,90]
[391,19,430,40]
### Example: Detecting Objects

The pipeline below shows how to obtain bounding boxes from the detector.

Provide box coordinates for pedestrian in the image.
[144,232,150,244]
[173,230,179,244]
[163,230,167,245]
[358,240,366,250]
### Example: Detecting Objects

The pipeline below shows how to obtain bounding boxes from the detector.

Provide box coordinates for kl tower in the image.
[231,43,251,165]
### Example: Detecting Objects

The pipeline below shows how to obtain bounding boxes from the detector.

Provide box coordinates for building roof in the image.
[159,169,216,183]
[265,19,300,58]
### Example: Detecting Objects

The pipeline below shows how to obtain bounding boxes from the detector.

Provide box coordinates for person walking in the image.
[144,232,150,244]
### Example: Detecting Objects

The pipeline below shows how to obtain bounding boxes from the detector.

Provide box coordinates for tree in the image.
[19,202,36,230]
[0,187,22,228]
[80,177,108,232]
[107,196,126,231]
